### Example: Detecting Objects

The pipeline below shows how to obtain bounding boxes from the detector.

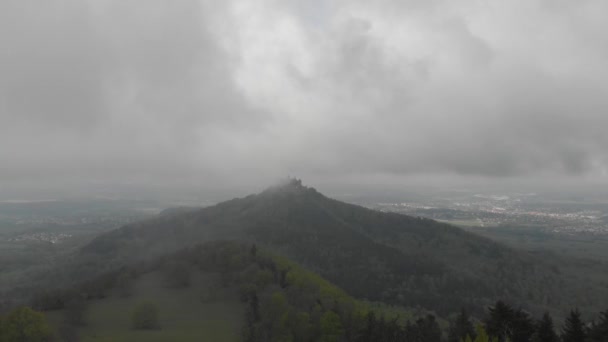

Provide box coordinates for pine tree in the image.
[588,310,608,342]
[417,315,442,342]
[404,320,416,342]
[376,315,388,342]
[357,311,377,342]
[561,309,586,342]
[532,312,558,342]
[511,309,535,342]
[385,317,403,342]
[449,309,476,342]
[485,301,515,342]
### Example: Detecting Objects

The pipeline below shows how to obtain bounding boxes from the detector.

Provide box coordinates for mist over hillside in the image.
[3,0,608,340]
[37,180,604,317]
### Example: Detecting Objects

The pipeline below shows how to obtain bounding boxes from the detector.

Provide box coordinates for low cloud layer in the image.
[2,0,608,191]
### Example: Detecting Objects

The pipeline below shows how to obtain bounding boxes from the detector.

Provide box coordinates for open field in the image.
[48,272,244,342]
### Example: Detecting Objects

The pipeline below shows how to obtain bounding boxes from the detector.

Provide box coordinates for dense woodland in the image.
[0,241,607,341]
[75,181,608,317]
[2,182,608,341]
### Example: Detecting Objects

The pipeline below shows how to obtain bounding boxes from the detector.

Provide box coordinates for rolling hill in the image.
[76,179,608,317]
[41,241,432,342]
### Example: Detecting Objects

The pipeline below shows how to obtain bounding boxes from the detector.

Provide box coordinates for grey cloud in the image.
[1,1,105,129]
[1,0,270,187]
[1,0,608,193]
[268,0,608,179]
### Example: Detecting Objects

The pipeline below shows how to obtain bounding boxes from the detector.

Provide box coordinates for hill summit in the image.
[263,177,308,192]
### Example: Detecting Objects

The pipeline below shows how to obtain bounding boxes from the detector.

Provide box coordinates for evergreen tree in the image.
[385,317,404,342]
[404,320,416,342]
[290,312,314,342]
[358,311,377,342]
[376,315,388,342]
[511,309,535,342]
[244,292,261,342]
[532,312,559,342]
[561,309,586,342]
[449,309,476,342]
[485,301,515,342]
[417,315,442,342]
[588,310,608,342]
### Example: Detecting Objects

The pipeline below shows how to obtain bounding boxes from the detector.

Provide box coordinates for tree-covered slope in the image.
[7,241,607,341]
[35,241,435,342]
[79,180,608,316]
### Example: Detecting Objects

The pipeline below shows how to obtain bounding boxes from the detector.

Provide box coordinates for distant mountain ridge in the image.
[80,179,608,316]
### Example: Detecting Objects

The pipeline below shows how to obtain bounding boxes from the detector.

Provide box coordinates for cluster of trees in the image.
[353,312,443,342]
[237,243,445,342]
[447,301,608,342]
[68,240,446,342]
[0,306,52,342]
[0,301,161,341]
[11,241,608,342]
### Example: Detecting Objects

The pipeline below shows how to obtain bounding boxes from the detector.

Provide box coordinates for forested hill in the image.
[80,179,608,317]
[27,241,447,342]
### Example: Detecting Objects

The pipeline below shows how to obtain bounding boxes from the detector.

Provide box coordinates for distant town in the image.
[366,192,608,236]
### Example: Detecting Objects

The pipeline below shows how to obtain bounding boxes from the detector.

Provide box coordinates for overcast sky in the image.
[2,0,608,195]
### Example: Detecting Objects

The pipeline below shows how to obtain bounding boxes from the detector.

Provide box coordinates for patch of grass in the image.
[54,272,244,342]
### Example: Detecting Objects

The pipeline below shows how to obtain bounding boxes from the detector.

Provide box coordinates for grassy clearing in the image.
[51,271,244,342]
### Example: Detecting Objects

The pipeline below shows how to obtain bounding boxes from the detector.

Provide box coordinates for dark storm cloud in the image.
[1,0,608,190]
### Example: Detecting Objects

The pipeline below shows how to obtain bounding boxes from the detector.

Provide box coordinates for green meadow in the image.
[49,272,244,342]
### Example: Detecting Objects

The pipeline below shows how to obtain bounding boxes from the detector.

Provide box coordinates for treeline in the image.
[14,241,444,341]
[4,241,608,342]
[240,244,445,342]
[447,301,608,342]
